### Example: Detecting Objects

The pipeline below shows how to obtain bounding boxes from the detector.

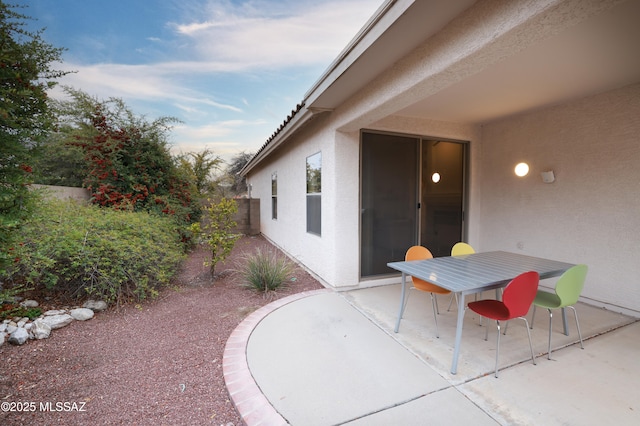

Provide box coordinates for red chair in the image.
[468,271,540,378]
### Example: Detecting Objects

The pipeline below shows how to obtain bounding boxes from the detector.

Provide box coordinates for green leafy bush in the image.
[2,199,185,305]
[237,247,295,294]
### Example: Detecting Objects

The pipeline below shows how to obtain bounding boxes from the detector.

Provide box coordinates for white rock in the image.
[8,327,29,345]
[40,314,73,330]
[83,300,108,312]
[6,324,17,334]
[30,319,51,340]
[0,333,4,346]
[17,319,27,328]
[70,308,94,321]
[44,309,66,316]
[20,300,39,308]
[0,323,6,333]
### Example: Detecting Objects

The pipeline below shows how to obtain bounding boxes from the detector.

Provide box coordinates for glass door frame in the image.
[359,129,469,280]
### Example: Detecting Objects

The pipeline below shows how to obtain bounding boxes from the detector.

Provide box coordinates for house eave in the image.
[240,105,317,176]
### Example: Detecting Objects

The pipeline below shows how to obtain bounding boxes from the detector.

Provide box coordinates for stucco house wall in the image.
[479,83,640,314]
[244,0,640,314]
[247,116,336,286]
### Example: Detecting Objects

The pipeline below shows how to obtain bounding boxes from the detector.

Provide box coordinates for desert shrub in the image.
[2,198,185,305]
[237,247,295,294]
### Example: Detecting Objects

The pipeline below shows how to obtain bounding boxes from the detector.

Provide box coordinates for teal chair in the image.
[531,264,588,360]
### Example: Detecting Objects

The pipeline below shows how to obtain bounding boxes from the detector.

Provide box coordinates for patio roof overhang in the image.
[241,0,640,175]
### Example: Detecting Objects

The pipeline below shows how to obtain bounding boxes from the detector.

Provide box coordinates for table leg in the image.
[562,307,569,335]
[451,291,466,374]
[394,272,407,333]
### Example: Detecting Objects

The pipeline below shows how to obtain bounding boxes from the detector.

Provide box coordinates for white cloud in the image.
[170,0,380,71]
[50,1,381,108]
[52,61,243,112]
[45,0,382,157]
[171,119,268,159]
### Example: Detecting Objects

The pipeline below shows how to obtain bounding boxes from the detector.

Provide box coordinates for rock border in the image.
[0,299,108,346]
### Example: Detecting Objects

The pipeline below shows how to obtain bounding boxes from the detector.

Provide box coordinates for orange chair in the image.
[468,271,540,378]
[398,246,452,338]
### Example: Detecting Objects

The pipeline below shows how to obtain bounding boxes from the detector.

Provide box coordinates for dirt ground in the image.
[0,235,324,425]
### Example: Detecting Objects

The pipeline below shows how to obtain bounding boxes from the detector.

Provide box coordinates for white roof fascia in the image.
[240,106,315,176]
[304,0,406,106]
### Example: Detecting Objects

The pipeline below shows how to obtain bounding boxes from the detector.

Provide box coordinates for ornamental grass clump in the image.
[238,247,295,294]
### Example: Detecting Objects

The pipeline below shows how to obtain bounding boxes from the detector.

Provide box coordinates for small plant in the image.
[201,198,241,275]
[0,306,42,321]
[238,247,295,294]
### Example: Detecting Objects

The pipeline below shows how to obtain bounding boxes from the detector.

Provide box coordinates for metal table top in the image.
[387,251,575,294]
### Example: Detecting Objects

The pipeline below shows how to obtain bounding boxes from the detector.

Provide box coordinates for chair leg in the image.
[494,320,501,378]
[446,293,456,311]
[567,305,584,349]
[547,308,553,360]
[493,318,536,379]
[530,305,537,328]
[519,316,536,366]
[484,319,489,341]
[430,293,440,338]
[400,288,413,319]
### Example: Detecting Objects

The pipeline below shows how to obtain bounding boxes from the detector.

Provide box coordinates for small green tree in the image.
[188,148,224,195]
[202,198,240,275]
[0,2,67,272]
[226,151,253,196]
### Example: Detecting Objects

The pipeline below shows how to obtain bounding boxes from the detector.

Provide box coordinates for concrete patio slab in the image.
[227,284,639,425]
[342,387,499,425]
[247,292,455,425]
[459,320,640,425]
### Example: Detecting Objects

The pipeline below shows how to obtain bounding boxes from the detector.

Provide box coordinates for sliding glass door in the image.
[361,131,466,278]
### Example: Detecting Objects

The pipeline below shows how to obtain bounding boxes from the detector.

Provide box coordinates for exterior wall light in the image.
[541,170,555,183]
[515,162,529,177]
[432,172,441,183]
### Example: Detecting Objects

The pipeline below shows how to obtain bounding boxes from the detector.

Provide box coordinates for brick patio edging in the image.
[223,289,332,425]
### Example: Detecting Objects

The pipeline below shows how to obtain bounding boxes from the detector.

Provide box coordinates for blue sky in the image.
[16,0,381,161]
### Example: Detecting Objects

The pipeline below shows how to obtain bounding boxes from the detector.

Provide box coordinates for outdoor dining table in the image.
[387,251,575,374]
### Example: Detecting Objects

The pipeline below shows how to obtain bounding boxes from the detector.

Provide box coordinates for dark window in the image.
[271,172,277,220]
[306,152,321,235]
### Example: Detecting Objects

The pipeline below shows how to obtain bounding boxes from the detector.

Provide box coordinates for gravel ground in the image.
[0,235,324,425]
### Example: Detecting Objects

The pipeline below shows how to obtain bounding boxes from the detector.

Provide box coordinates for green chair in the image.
[531,264,588,360]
